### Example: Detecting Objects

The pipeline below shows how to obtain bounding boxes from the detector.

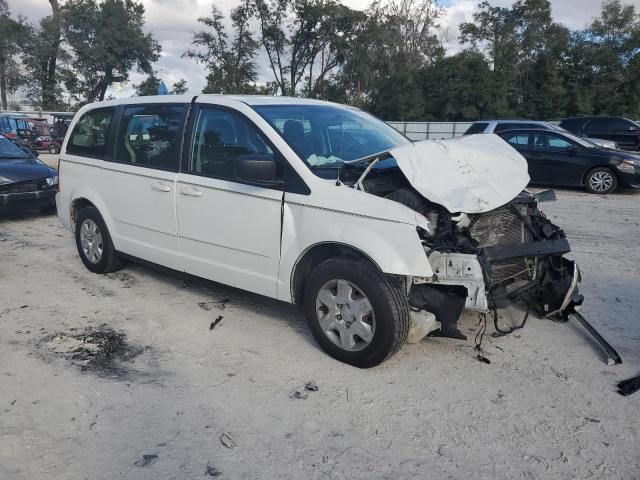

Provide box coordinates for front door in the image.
[176,105,283,298]
[541,133,593,185]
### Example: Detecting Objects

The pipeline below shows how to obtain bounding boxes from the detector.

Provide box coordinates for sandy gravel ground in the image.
[1,187,639,480]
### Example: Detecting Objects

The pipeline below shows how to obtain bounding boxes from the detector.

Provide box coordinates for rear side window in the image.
[501,133,530,147]
[559,119,583,134]
[585,118,608,131]
[67,108,114,158]
[114,104,187,171]
[494,123,540,132]
[464,122,488,135]
[188,107,274,181]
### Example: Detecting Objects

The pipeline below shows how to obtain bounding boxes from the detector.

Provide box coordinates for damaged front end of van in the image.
[346,134,619,364]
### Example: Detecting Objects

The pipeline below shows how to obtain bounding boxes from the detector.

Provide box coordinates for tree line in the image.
[1,0,638,121]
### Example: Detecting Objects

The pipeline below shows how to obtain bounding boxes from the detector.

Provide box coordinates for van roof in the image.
[80,94,344,109]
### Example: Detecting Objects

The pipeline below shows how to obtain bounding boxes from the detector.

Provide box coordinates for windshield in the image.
[0,136,31,159]
[252,104,410,172]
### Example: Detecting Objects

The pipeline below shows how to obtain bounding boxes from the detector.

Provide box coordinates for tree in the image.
[172,78,188,94]
[64,0,160,103]
[0,1,28,110]
[184,2,259,94]
[459,0,571,118]
[422,50,493,121]
[585,0,640,116]
[134,72,160,96]
[22,14,71,109]
[327,0,443,119]
[19,0,69,109]
[253,0,358,96]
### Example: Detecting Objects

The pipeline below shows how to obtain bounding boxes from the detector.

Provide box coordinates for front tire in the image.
[585,167,618,194]
[48,145,58,154]
[75,206,125,273]
[303,257,409,368]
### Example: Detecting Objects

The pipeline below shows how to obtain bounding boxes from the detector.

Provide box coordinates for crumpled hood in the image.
[389,134,530,214]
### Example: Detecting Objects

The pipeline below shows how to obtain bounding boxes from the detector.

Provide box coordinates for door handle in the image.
[180,186,203,197]
[151,182,171,192]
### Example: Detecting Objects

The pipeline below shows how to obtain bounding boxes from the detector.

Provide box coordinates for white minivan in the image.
[57,95,581,367]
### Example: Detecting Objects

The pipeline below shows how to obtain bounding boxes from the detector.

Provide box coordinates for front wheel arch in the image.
[291,242,385,307]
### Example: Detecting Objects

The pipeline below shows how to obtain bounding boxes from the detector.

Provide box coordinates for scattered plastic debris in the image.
[476,354,491,365]
[206,465,223,477]
[220,432,236,449]
[292,381,320,399]
[134,454,158,467]
[209,316,223,331]
[199,299,230,312]
[617,375,640,396]
[304,381,319,392]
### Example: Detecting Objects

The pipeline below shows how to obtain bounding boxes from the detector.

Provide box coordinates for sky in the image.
[11,0,614,97]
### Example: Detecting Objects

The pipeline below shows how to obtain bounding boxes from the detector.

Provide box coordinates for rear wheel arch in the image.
[71,198,97,233]
[291,242,385,307]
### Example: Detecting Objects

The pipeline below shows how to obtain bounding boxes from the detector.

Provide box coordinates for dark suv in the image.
[559,117,640,151]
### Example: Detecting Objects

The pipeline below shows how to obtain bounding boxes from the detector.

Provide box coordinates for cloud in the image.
[11,0,610,98]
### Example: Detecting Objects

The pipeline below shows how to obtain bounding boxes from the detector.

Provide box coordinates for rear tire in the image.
[48,145,58,154]
[585,167,618,194]
[75,206,125,273]
[303,256,409,368]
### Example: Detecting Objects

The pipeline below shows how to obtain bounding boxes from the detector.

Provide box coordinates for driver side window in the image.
[189,107,274,181]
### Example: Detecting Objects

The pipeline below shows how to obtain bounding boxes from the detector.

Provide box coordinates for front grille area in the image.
[0,179,45,194]
[469,206,533,285]
[469,205,529,247]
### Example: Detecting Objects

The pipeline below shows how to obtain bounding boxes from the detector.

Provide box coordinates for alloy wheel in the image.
[79,219,103,264]
[589,170,614,193]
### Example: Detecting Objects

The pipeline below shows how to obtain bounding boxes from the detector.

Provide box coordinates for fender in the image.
[277,198,433,302]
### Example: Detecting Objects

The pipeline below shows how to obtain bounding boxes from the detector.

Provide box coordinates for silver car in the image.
[464,119,618,150]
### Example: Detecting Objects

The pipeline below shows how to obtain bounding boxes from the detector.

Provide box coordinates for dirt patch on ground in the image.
[44,325,145,377]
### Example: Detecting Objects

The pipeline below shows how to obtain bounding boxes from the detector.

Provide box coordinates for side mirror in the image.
[567,145,578,153]
[629,126,637,132]
[234,154,282,186]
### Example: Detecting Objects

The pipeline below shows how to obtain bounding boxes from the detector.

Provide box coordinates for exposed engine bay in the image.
[338,135,621,364]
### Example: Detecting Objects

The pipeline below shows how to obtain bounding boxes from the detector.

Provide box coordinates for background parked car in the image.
[0,134,58,214]
[496,128,640,194]
[33,136,61,154]
[559,116,640,151]
[464,119,618,150]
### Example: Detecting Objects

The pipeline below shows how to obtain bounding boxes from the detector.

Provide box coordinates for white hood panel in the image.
[389,134,530,214]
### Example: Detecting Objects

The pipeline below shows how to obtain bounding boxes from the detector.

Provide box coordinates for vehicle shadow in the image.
[122,257,321,351]
[0,208,58,222]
